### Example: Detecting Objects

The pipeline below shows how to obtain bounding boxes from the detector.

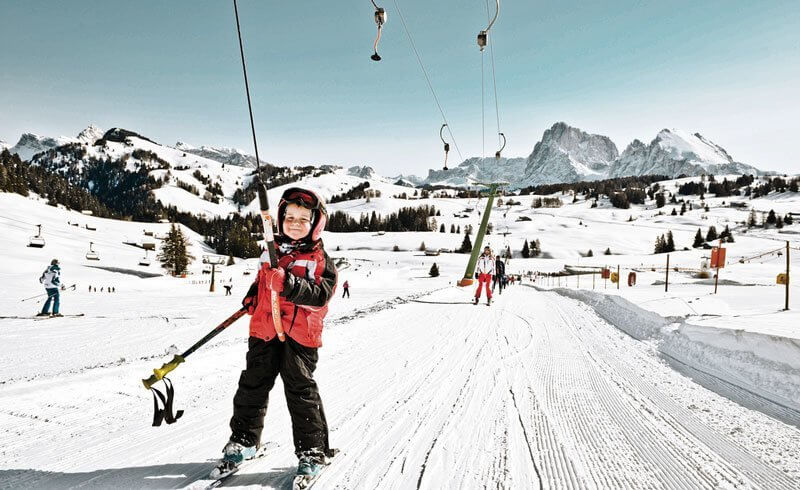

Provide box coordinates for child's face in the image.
[283,203,313,240]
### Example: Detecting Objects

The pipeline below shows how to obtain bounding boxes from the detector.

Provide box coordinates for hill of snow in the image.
[1,174,799,487]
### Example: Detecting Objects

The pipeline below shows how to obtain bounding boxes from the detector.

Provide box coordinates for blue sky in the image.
[2,0,799,175]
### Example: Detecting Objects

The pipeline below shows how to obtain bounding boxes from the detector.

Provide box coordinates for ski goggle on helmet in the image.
[277,187,328,241]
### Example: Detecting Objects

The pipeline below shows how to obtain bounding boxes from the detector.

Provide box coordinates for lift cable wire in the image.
[486,0,501,148]
[391,0,464,161]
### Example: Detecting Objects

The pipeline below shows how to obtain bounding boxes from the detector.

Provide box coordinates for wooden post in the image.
[617,265,620,290]
[665,254,670,293]
[714,239,722,294]
[210,263,217,293]
[592,272,595,289]
[786,241,790,311]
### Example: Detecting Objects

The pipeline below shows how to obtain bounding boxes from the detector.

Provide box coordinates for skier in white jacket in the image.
[474,246,495,305]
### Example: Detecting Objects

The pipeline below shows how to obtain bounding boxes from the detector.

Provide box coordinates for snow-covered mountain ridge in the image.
[421,123,766,189]
[4,121,767,194]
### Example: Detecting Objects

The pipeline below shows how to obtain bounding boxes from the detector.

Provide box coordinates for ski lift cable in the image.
[481,51,485,159]
[483,0,504,159]
[486,0,502,147]
[390,0,464,161]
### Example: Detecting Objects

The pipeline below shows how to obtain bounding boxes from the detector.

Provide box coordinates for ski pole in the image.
[21,284,76,302]
[142,307,247,426]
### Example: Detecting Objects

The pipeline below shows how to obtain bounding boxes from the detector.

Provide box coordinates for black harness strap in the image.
[150,377,184,426]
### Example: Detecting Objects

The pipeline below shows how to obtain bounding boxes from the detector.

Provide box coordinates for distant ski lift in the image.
[141,241,156,251]
[28,224,46,248]
[85,242,100,261]
[81,210,94,216]
[143,230,154,237]
[139,250,151,267]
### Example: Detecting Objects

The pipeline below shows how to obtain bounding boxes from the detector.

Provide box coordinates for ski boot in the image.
[473,297,479,305]
[222,440,258,464]
[294,449,327,489]
[36,312,50,317]
[487,298,491,306]
[51,313,64,317]
[209,440,258,479]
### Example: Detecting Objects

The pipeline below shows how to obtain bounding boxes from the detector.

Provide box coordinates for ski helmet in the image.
[277,187,328,241]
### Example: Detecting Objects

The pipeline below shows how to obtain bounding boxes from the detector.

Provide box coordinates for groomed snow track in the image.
[0,287,797,489]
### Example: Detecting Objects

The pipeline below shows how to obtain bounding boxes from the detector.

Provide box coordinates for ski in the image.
[201,443,274,490]
[34,313,85,321]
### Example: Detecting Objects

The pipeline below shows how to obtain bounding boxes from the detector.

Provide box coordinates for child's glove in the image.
[264,267,286,294]
[475,272,479,279]
[242,281,258,314]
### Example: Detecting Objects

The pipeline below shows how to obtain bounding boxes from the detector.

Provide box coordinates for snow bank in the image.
[550,287,800,414]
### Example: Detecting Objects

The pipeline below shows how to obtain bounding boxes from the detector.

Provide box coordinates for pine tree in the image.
[439,223,445,233]
[671,208,677,216]
[450,224,456,233]
[604,247,612,255]
[458,233,473,254]
[748,209,758,227]
[767,209,777,225]
[655,193,666,208]
[521,239,530,258]
[693,228,704,248]
[158,224,194,275]
[666,230,675,252]
[785,213,794,225]
[587,249,593,257]
[654,235,665,254]
[419,241,426,251]
[429,263,440,277]
[776,216,784,229]
[680,202,686,215]
[227,255,235,266]
[706,226,718,242]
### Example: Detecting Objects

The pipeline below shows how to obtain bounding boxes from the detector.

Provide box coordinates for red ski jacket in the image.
[249,242,337,347]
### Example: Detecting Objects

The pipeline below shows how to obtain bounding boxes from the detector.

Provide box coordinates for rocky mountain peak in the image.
[76,125,104,144]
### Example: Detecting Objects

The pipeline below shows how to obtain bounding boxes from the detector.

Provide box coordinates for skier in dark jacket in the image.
[222,187,337,479]
[38,259,64,317]
[492,256,506,294]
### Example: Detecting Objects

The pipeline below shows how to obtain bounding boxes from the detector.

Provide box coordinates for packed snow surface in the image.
[1,171,799,488]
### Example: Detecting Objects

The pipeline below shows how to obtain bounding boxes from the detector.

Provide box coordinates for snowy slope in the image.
[175,141,258,168]
[2,174,800,488]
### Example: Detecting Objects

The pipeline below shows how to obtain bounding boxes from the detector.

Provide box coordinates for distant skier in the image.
[224,285,232,296]
[492,255,506,294]
[38,259,64,317]
[474,246,495,305]
[341,280,350,298]
[222,187,337,480]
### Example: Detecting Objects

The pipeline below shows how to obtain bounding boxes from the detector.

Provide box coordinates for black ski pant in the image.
[230,336,329,455]
[342,288,350,298]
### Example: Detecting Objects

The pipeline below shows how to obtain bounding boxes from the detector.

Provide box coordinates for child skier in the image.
[474,246,495,305]
[221,187,337,479]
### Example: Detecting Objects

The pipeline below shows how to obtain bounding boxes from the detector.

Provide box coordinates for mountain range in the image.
[2,122,765,191]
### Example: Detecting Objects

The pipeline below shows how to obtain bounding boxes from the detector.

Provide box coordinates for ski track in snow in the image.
[1,287,799,489]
